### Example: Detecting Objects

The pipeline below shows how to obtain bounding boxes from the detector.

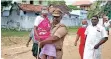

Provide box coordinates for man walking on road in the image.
[83,15,108,59]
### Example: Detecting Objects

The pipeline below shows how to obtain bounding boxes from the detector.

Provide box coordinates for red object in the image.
[72,1,92,6]
[77,27,86,59]
[34,17,51,41]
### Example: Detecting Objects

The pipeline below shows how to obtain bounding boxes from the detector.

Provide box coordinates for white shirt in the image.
[104,21,110,27]
[85,24,108,49]
[84,24,108,59]
[98,18,110,27]
[34,16,44,26]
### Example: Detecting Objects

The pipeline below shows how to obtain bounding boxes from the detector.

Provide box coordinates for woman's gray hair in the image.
[41,6,48,13]
[41,6,48,10]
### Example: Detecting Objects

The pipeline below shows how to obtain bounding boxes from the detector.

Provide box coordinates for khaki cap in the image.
[52,8,63,16]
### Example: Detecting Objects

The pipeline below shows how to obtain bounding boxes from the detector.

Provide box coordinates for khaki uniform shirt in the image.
[51,23,68,59]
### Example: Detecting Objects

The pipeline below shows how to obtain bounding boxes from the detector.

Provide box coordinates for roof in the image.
[72,1,92,6]
[19,4,42,12]
[70,14,79,17]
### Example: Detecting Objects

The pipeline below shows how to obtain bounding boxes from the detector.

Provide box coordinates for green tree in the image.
[48,0,66,5]
[1,1,12,7]
[87,1,102,19]
[103,1,111,19]
[48,0,69,14]
[1,1,12,11]
[67,5,81,11]
[92,1,111,19]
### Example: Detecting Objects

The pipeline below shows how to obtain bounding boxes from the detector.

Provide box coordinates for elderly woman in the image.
[74,20,88,59]
[34,6,51,59]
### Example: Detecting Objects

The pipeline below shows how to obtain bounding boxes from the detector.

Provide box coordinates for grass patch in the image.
[1,26,79,37]
[1,29,30,37]
[67,26,79,33]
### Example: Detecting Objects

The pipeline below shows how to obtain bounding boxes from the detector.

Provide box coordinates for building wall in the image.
[61,14,91,26]
[42,1,48,6]
[33,0,39,5]
[61,14,80,26]
[12,0,49,6]
[80,5,91,11]
[1,9,36,31]
[1,10,85,31]
[70,10,87,20]
[12,0,22,3]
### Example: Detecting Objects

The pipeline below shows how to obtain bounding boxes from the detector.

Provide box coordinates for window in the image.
[30,1,33,4]
[24,11,26,14]
[2,10,10,17]
[39,1,42,4]
[35,13,40,16]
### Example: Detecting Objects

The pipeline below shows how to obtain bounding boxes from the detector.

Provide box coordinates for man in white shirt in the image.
[103,16,110,35]
[83,15,108,59]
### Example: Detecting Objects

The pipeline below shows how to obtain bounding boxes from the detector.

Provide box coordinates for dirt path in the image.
[1,34,111,59]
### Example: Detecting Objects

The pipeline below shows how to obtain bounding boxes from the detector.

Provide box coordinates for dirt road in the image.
[1,34,111,59]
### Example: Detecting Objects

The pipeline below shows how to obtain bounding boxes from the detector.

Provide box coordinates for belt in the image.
[56,49,62,51]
